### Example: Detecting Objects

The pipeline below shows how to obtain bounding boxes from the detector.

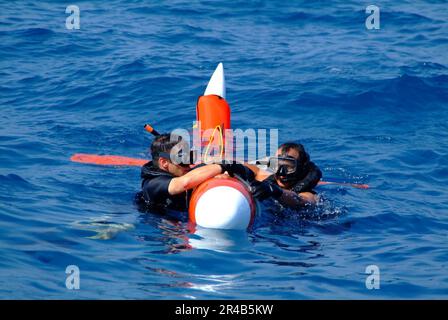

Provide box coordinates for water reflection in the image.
[139,214,253,254]
[188,227,251,253]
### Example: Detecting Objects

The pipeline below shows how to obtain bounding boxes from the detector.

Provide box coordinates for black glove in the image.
[219,162,251,180]
[250,180,283,201]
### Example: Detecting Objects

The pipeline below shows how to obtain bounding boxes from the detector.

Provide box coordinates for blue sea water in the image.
[1,0,448,299]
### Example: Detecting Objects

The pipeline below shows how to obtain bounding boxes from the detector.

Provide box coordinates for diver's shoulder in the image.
[141,161,173,180]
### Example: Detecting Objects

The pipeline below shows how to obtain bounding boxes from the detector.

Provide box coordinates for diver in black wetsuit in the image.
[246,142,322,208]
[136,133,258,213]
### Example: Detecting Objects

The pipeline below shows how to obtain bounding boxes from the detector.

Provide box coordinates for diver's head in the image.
[150,133,192,177]
[270,142,310,189]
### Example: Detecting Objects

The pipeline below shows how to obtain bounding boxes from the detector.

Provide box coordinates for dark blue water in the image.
[1,0,448,299]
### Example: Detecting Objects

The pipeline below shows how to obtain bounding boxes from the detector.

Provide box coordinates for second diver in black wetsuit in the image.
[246,142,322,209]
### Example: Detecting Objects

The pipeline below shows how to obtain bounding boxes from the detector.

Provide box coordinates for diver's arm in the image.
[298,192,318,205]
[277,190,317,208]
[168,164,222,195]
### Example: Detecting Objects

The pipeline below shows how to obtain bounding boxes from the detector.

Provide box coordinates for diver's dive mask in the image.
[268,156,298,175]
[268,155,309,184]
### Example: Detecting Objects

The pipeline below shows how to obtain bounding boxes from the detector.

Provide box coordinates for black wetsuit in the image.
[265,161,322,193]
[137,161,190,212]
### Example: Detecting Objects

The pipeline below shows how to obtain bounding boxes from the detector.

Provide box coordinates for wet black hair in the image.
[278,142,310,165]
[150,133,182,166]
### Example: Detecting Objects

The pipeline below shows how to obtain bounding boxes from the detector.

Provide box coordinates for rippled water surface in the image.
[1,1,448,299]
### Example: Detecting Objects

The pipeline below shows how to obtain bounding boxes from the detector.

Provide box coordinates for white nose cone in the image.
[204,62,226,99]
[195,186,250,230]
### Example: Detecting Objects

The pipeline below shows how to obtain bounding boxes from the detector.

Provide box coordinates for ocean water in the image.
[1,0,447,299]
